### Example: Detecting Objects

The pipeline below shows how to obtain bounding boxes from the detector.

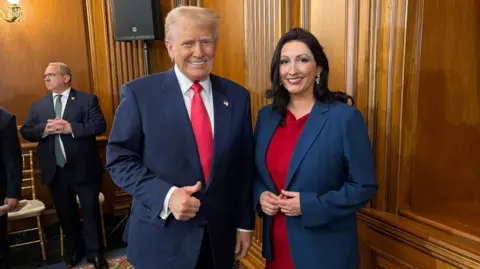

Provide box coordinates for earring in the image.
[316,74,320,84]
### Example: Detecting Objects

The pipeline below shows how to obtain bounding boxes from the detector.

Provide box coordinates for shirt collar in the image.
[173,65,211,96]
[52,87,71,98]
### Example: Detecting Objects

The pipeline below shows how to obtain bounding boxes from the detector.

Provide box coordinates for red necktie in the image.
[191,81,213,182]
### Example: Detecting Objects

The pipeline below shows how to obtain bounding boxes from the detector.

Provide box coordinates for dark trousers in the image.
[49,164,102,258]
[196,227,215,269]
[0,200,8,269]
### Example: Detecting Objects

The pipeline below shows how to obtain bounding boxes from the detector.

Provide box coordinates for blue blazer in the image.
[106,69,255,269]
[253,102,377,269]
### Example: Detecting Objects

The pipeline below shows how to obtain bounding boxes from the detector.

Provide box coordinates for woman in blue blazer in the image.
[253,28,378,269]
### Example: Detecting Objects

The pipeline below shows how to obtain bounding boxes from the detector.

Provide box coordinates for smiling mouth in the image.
[286,77,303,84]
[189,60,207,66]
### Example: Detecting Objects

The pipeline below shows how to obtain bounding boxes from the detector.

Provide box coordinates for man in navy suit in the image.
[106,6,254,269]
[20,63,108,269]
[0,107,22,269]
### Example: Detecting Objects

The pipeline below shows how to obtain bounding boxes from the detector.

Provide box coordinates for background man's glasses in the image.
[43,73,65,79]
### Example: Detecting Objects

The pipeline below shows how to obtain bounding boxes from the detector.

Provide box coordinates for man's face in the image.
[165,20,216,82]
[43,65,70,92]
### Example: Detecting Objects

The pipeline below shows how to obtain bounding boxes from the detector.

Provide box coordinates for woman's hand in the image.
[260,191,281,216]
[277,190,302,216]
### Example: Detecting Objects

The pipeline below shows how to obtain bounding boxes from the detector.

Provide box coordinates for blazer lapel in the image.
[285,102,329,189]
[160,69,203,181]
[207,75,231,190]
[45,94,56,119]
[62,89,77,120]
[257,108,281,193]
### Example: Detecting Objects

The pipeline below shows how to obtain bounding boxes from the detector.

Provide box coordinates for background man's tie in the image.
[54,95,66,167]
[190,81,213,183]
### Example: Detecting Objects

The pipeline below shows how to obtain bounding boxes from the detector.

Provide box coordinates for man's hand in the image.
[234,231,252,260]
[168,181,202,221]
[259,191,281,216]
[44,119,58,135]
[52,118,72,134]
[4,198,20,212]
[277,190,302,217]
[46,118,73,135]
[58,119,72,134]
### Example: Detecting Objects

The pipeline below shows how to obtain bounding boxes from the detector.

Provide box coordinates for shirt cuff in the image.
[159,186,177,220]
[41,133,48,138]
[236,229,253,232]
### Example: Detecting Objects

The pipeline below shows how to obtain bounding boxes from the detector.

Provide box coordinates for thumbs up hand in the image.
[183,181,202,195]
[169,181,202,221]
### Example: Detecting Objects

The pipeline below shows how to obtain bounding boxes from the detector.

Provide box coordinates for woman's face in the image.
[279,41,321,97]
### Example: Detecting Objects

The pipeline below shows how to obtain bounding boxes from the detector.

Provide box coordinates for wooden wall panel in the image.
[358,210,480,269]
[407,0,480,237]
[201,0,246,87]
[308,0,346,92]
[0,0,91,123]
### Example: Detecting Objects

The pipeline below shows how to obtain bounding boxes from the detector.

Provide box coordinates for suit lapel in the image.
[62,89,77,120]
[45,94,56,119]
[161,69,203,181]
[207,75,230,189]
[257,109,281,193]
[285,102,329,189]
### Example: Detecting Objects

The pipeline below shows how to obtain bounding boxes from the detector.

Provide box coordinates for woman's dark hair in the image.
[266,27,353,118]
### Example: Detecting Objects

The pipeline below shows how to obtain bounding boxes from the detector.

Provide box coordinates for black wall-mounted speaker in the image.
[111,0,164,41]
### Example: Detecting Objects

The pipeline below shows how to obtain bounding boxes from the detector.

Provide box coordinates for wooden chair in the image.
[8,150,47,261]
[60,192,107,257]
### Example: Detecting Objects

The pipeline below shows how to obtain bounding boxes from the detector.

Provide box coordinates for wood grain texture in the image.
[309,0,346,92]
[202,0,246,87]
[407,0,480,238]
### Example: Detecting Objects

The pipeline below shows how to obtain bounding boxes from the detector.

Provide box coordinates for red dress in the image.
[265,110,309,269]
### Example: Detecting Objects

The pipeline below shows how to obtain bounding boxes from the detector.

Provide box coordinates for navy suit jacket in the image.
[20,89,106,185]
[253,102,377,269]
[0,107,22,201]
[106,69,254,269]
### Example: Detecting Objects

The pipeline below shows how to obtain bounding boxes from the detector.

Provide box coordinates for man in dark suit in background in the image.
[106,6,254,269]
[0,107,22,269]
[20,63,108,269]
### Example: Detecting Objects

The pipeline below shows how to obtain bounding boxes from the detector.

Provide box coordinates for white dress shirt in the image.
[159,66,251,232]
[50,87,72,162]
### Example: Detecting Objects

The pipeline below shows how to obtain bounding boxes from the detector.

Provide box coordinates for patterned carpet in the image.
[75,256,132,269]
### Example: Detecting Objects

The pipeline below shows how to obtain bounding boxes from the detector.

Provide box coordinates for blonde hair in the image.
[164,6,219,41]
